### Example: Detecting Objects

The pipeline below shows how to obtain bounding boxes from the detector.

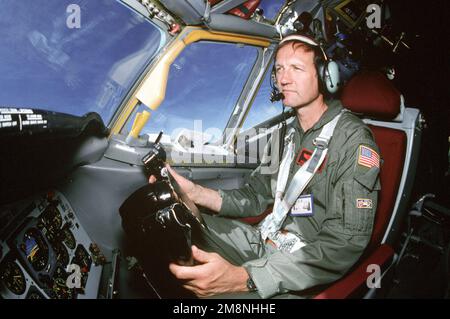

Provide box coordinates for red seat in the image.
[315,71,406,298]
[239,205,272,225]
[367,125,406,252]
[314,125,406,298]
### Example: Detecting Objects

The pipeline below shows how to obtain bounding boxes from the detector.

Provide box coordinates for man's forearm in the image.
[189,184,222,213]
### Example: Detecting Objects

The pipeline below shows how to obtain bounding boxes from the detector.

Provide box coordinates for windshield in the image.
[0,0,165,125]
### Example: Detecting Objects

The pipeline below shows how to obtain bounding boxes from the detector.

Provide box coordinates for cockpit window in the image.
[259,0,285,22]
[0,0,165,125]
[241,62,283,130]
[130,41,259,144]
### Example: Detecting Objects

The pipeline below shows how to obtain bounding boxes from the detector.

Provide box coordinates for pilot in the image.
[153,34,381,298]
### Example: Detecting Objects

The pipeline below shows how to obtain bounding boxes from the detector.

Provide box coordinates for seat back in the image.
[341,71,406,252]
[367,125,406,251]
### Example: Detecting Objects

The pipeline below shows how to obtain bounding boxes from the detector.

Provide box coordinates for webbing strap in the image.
[259,111,343,240]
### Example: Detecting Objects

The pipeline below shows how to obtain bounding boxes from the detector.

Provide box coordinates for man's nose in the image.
[278,70,292,86]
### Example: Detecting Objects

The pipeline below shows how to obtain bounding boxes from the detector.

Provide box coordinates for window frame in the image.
[220,45,276,150]
[131,40,264,143]
[109,27,271,136]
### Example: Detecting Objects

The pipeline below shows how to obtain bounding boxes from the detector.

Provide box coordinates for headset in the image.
[270,34,341,102]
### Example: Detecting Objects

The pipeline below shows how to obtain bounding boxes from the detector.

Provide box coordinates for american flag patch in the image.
[358,145,380,169]
[357,199,373,209]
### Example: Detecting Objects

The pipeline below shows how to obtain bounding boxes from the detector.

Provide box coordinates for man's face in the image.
[275,43,320,108]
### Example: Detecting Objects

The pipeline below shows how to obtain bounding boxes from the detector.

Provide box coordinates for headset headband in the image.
[279,34,328,62]
[279,34,319,47]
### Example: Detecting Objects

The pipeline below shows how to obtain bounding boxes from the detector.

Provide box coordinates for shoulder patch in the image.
[357,145,380,169]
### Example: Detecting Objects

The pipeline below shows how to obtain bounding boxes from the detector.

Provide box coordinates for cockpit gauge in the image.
[61,224,76,250]
[25,286,46,299]
[71,244,92,292]
[50,266,76,299]
[38,205,62,231]
[38,205,63,244]
[19,228,49,271]
[0,260,26,295]
[52,242,69,267]
[73,244,92,272]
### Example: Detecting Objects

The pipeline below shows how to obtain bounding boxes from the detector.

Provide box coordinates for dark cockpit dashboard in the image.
[0,190,104,299]
[0,108,115,299]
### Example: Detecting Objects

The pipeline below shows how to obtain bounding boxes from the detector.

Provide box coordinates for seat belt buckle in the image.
[313,137,329,150]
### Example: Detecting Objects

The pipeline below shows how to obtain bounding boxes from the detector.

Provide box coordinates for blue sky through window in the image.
[242,63,283,130]
[139,41,259,142]
[259,0,285,21]
[0,0,163,125]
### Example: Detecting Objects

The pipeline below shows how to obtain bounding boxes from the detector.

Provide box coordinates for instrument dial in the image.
[0,260,26,295]
[51,266,76,299]
[26,286,46,299]
[52,242,69,267]
[20,228,49,271]
[71,244,91,292]
[38,205,62,232]
[61,224,76,250]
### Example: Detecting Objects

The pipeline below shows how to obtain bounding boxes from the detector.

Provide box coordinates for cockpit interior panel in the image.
[0,191,103,299]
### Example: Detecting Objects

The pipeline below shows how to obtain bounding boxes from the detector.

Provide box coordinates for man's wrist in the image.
[245,271,257,292]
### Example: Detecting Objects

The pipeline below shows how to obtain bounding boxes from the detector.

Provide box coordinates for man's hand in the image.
[169,245,249,297]
[148,164,195,195]
[149,165,223,213]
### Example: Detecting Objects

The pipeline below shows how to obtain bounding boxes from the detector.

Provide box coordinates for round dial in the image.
[20,228,49,271]
[39,205,62,232]
[0,260,26,295]
[73,245,91,272]
[61,224,76,250]
[51,266,76,299]
[26,291,45,299]
[26,287,46,299]
[52,242,69,267]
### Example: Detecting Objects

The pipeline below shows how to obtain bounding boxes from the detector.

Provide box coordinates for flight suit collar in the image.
[292,99,343,133]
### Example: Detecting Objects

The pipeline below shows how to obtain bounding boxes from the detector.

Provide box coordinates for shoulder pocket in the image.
[354,166,381,191]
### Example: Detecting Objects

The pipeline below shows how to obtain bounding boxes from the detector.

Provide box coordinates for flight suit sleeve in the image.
[242,136,381,298]
[218,162,274,218]
[217,130,282,218]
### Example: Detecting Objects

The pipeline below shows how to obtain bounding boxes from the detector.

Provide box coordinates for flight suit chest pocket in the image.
[308,159,337,189]
[342,167,380,235]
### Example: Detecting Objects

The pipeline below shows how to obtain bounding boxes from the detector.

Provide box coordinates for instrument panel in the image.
[0,190,104,299]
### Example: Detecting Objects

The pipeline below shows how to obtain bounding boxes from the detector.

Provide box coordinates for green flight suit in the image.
[196,99,381,299]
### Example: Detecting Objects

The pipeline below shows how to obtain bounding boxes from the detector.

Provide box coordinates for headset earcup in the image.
[320,61,340,94]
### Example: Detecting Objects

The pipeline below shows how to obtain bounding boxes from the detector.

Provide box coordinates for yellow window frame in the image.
[109,26,271,136]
